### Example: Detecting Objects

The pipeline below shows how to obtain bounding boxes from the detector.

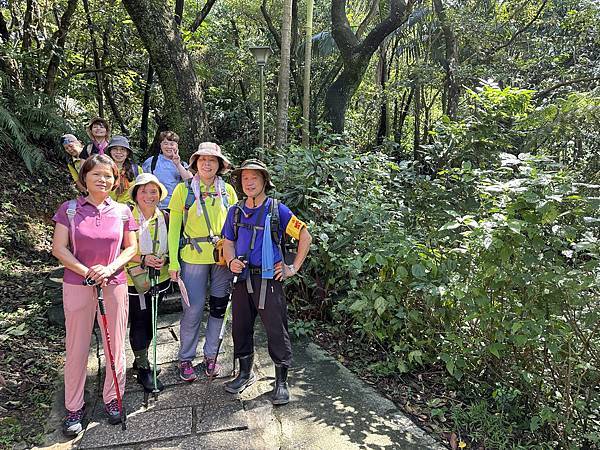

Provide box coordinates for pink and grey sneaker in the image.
[179,360,197,382]
[204,356,222,377]
[62,406,86,437]
[104,399,122,425]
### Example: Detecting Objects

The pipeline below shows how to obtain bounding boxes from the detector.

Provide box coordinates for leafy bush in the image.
[266,86,600,447]
[0,79,68,173]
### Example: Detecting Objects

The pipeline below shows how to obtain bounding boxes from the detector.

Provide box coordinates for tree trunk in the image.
[140,61,154,152]
[376,43,389,145]
[82,0,105,116]
[433,0,459,118]
[301,0,314,147]
[122,0,205,153]
[104,78,130,135]
[44,0,78,96]
[326,0,415,133]
[275,0,293,147]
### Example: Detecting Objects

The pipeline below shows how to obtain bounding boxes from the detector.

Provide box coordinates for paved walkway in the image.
[37,311,442,449]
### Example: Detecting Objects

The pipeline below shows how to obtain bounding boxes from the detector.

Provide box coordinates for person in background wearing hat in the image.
[107,135,143,205]
[167,142,237,381]
[85,117,111,155]
[126,173,170,392]
[52,154,138,435]
[222,159,312,405]
[61,134,89,193]
[142,131,193,210]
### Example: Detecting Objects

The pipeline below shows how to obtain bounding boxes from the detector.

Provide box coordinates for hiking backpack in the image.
[232,197,295,264]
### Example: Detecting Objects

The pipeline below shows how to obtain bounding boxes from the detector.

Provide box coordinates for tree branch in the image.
[190,0,218,32]
[261,0,281,48]
[533,76,600,100]
[331,0,359,61]
[0,10,8,42]
[487,0,547,57]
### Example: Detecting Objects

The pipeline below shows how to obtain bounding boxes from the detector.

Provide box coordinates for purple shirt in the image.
[53,197,138,285]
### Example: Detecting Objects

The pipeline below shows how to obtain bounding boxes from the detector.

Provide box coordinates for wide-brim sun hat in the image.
[128,173,168,202]
[106,135,132,156]
[189,142,232,174]
[230,159,275,193]
[86,116,111,140]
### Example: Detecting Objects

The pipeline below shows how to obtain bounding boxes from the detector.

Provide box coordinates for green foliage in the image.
[424,82,534,170]
[0,82,68,172]
[269,87,600,446]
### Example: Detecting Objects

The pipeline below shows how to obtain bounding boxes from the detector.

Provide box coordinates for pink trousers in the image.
[63,283,128,412]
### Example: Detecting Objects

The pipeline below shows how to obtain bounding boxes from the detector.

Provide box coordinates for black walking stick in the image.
[86,278,127,430]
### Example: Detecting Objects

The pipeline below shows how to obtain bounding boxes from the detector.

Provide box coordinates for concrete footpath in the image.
[37,312,443,450]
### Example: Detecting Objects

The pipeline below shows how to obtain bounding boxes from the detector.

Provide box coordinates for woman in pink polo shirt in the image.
[52,154,138,437]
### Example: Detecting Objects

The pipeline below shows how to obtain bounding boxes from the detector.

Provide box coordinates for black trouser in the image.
[231,274,292,367]
[128,279,170,352]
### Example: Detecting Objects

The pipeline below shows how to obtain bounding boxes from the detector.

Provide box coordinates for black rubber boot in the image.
[137,367,164,392]
[224,354,256,394]
[133,360,161,376]
[271,364,289,405]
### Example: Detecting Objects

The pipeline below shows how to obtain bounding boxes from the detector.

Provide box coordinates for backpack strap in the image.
[66,199,78,254]
[179,180,212,252]
[66,201,129,258]
[269,198,287,263]
[151,154,159,173]
[232,199,246,241]
[132,164,139,178]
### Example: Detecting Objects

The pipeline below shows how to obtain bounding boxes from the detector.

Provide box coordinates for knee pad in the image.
[209,295,229,319]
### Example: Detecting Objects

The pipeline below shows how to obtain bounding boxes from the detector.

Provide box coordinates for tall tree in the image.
[301,0,315,147]
[432,0,459,119]
[121,0,205,152]
[326,0,417,133]
[275,0,293,147]
[82,0,105,116]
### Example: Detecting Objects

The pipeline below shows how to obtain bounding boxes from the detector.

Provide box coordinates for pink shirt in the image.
[53,197,138,285]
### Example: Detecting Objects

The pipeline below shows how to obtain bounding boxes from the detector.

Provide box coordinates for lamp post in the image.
[249,46,272,151]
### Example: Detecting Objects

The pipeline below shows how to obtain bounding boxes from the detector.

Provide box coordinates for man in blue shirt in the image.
[142,131,192,209]
[222,159,312,405]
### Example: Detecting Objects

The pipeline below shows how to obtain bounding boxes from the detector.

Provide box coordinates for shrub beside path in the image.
[37,309,442,449]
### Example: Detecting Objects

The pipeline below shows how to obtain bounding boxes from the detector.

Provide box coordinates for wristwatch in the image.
[288,264,297,274]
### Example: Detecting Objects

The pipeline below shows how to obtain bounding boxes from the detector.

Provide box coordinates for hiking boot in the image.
[179,360,197,382]
[104,399,123,425]
[133,360,161,376]
[62,406,85,437]
[224,354,256,394]
[137,367,165,392]
[271,364,290,405]
[204,355,222,377]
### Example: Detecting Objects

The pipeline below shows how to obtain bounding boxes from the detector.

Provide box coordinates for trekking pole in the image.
[209,256,245,378]
[199,257,245,421]
[143,268,161,408]
[151,267,160,401]
[86,278,127,430]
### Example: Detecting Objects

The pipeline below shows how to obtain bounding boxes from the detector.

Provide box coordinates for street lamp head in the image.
[249,46,272,67]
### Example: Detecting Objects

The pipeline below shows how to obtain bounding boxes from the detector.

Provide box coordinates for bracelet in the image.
[288,264,297,274]
[227,259,235,271]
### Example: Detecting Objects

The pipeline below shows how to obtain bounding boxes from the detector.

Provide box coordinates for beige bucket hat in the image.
[188,142,232,174]
[128,173,168,202]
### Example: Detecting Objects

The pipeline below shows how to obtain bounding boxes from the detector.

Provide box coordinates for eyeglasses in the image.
[110,147,128,153]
